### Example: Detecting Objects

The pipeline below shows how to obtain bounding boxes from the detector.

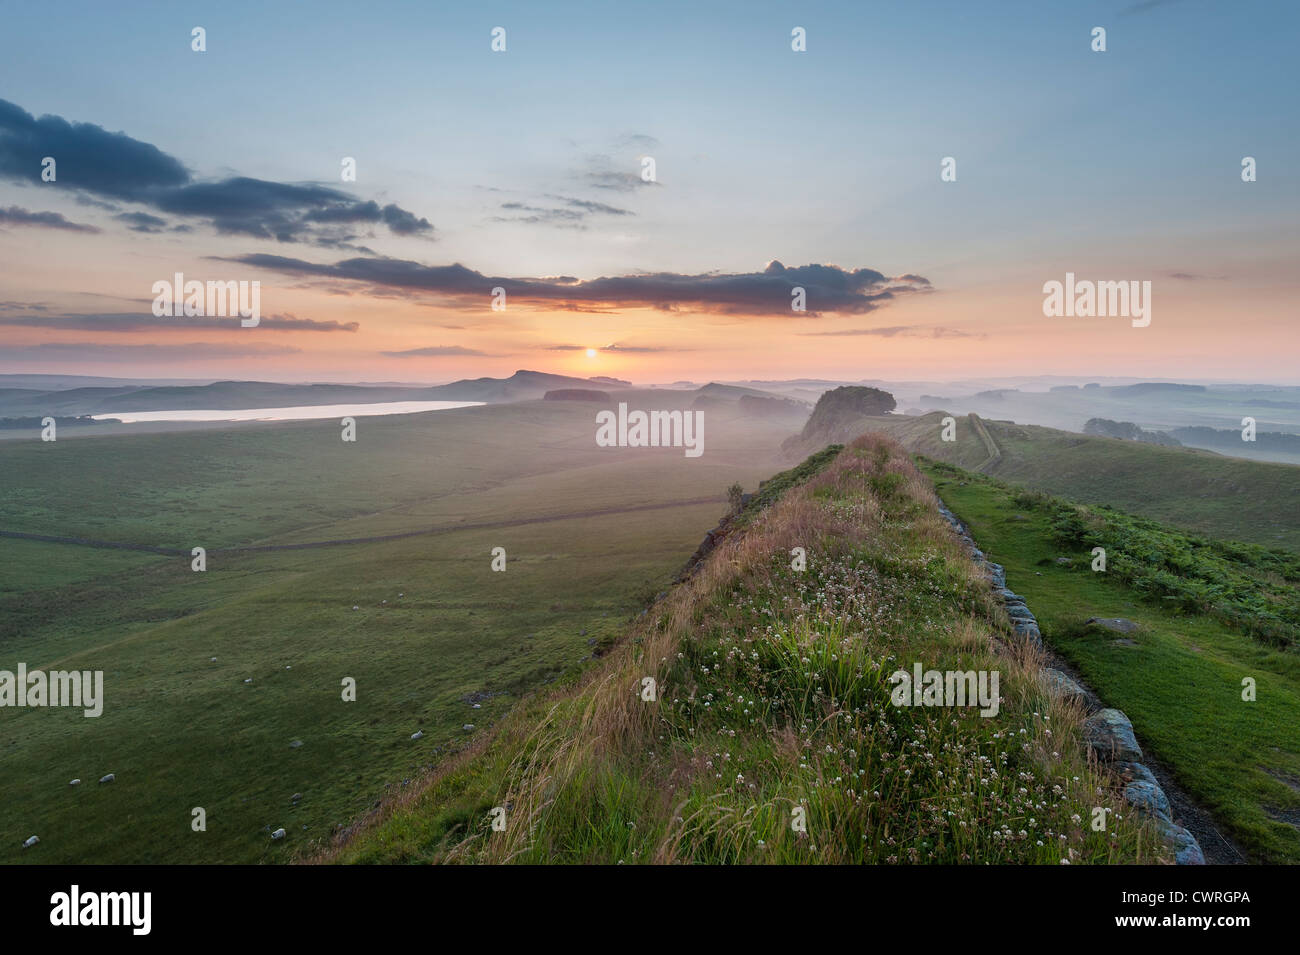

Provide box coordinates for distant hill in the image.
[692,382,775,400]
[1083,417,1182,446]
[737,393,810,418]
[543,388,611,402]
[1112,382,1207,397]
[0,369,630,416]
[1172,426,1300,457]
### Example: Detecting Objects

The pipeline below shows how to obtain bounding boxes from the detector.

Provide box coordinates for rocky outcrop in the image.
[935,499,1205,865]
[782,386,896,458]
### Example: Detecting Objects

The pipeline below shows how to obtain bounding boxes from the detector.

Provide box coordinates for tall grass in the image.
[322,435,1164,864]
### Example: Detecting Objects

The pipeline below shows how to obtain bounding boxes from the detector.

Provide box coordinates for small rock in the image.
[289,740,303,749]
[411,730,424,740]
[472,703,481,709]
[210,656,218,662]
[462,724,475,732]
[1157,820,1206,865]
[243,678,253,684]
[22,836,38,849]
[1114,762,1172,822]
[1087,617,1139,634]
[1043,668,1087,704]
[69,779,80,786]
[99,773,115,784]
[398,593,404,597]
[1084,709,1143,762]
[352,605,359,611]
[291,793,302,803]
[271,828,286,840]
[1013,620,1042,644]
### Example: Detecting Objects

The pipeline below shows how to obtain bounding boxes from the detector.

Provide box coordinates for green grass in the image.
[851,412,1300,552]
[0,397,796,863]
[920,458,1300,863]
[326,437,1164,865]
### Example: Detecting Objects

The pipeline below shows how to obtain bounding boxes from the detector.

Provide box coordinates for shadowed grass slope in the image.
[321,435,1165,865]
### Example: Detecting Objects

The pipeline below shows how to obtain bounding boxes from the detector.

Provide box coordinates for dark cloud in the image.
[0,205,100,233]
[1,342,299,361]
[0,310,359,332]
[380,345,490,357]
[0,98,188,198]
[381,203,433,235]
[114,211,168,233]
[0,98,434,244]
[226,255,930,317]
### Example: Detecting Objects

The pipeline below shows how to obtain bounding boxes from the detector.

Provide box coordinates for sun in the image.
[585,348,597,358]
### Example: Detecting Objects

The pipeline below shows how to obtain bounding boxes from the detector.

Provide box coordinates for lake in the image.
[90,400,484,423]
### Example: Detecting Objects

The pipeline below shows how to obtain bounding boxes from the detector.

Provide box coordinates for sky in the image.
[0,0,1296,384]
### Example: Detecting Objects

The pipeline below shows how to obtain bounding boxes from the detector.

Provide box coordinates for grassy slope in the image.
[324,436,1163,865]
[1,397,794,864]
[921,460,1300,863]
[846,412,1300,552]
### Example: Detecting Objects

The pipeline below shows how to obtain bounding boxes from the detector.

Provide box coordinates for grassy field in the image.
[847,412,1300,552]
[921,459,1300,863]
[323,436,1164,865]
[0,394,795,863]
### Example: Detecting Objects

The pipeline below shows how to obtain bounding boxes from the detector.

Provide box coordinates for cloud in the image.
[799,325,980,339]
[1,342,299,362]
[0,205,100,233]
[227,255,931,317]
[114,211,168,233]
[1120,0,1187,14]
[0,98,433,245]
[0,310,359,332]
[494,194,635,228]
[380,345,491,357]
[0,98,188,198]
[546,342,684,354]
[1165,270,1227,281]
